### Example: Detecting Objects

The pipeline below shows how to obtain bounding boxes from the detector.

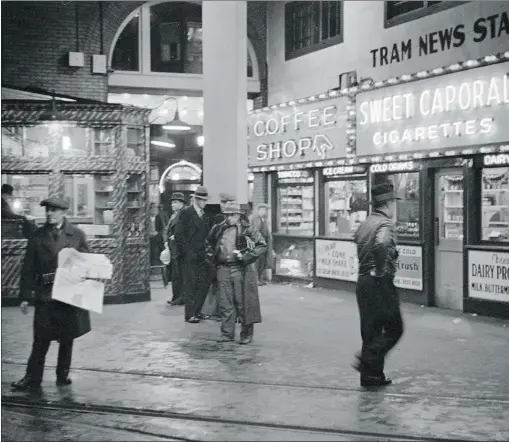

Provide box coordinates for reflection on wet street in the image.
[2,284,509,441]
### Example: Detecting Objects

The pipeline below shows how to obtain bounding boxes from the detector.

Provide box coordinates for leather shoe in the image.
[11,377,41,391]
[218,335,234,342]
[56,377,72,386]
[239,336,253,345]
[187,316,200,323]
[361,375,392,387]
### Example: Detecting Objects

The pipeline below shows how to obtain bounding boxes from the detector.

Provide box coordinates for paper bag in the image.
[52,248,112,314]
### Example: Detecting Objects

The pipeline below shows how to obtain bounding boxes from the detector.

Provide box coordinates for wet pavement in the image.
[2,282,509,441]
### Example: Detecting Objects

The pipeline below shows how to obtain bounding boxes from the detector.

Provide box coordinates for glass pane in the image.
[23,126,53,157]
[185,22,202,74]
[63,174,95,220]
[94,174,115,229]
[439,174,463,240]
[373,172,420,238]
[93,128,115,156]
[274,236,314,279]
[386,1,424,20]
[277,185,314,236]
[127,128,144,157]
[1,173,49,220]
[60,127,90,157]
[482,167,509,242]
[1,127,24,156]
[112,14,139,71]
[325,179,368,238]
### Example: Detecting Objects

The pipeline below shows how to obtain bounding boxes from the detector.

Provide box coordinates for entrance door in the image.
[434,169,464,310]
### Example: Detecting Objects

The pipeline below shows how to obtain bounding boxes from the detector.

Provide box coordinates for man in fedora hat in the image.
[11,197,91,391]
[251,203,272,286]
[175,186,212,323]
[206,201,266,344]
[165,192,186,305]
[353,182,404,388]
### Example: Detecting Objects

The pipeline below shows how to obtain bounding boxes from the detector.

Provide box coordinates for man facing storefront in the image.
[353,183,404,388]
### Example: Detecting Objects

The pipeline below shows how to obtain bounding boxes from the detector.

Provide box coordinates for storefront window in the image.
[438,173,464,240]
[1,174,49,220]
[482,167,509,242]
[274,236,314,279]
[373,172,420,239]
[276,171,314,236]
[63,174,95,222]
[324,178,368,238]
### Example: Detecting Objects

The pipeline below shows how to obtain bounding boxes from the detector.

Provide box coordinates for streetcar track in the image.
[3,360,509,405]
[3,407,189,441]
[1,397,463,442]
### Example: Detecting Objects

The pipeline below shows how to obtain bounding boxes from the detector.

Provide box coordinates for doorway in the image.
[434,168,464,310]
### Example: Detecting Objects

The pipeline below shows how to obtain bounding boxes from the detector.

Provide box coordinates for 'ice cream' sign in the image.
[248,96,348,167]
[356,62,509,156]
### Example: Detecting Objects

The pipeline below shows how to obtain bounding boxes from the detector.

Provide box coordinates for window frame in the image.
[384,1,468,29]
[285,1,344,61]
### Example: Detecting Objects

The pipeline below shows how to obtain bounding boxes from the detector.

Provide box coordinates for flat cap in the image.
[40,197,69,210]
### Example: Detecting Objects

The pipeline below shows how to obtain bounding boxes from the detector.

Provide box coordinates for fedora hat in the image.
[219,192,235,203]
[40,197,69,210]
[193,186,209,200]
[223,201,242,214]
[170,192,185,203]
[370,183,401,204]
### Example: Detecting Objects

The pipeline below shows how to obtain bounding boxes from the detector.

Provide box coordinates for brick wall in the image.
[1,1,141,101]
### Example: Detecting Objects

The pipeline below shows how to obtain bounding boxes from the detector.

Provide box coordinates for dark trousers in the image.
[356,274,403,377]
[182,259,211,320]
[257,251,267,284]
[26,337,74,382]
[170,258,183,302]
[217,265,245,338]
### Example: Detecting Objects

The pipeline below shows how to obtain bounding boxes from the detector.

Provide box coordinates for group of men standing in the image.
[162,186,270,344]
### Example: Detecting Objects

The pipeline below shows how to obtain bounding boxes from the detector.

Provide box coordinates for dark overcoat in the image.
[206,220,266,325]
[19,219,92,341]
[174,205,212,319]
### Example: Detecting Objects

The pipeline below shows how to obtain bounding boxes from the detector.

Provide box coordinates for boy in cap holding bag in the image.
[206,201,267,344]
[11,197,91,391]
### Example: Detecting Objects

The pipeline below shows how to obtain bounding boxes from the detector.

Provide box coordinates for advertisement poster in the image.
[468,250,509,303]
[315,240,423,291]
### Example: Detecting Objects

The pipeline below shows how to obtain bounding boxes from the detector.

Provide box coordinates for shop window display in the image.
[438,174,464,240]
[373,172,420,239]
[274,235,314,279]
[482,167,509,242]
[277,185,314,236]
[325,179,368,238]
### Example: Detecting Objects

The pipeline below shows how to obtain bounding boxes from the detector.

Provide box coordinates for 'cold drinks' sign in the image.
[356,62,509,156]
[248,96,348,167]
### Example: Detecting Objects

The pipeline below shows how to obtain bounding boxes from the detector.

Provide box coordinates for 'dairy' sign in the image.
[356,62,509,156]
[315,239,423,291]
[468,250,509,303]
[248,96,348,167]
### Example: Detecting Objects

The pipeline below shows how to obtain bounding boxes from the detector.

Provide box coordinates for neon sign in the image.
[484,154,509,166]
[323,166,366,176]
[370,161,417,173]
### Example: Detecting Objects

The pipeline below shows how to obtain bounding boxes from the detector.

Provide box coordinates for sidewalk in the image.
[2,282,509,441]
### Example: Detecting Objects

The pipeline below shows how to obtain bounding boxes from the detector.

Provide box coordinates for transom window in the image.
[111,1,254,77]
[385,1,466,28]
[285,1,343,61]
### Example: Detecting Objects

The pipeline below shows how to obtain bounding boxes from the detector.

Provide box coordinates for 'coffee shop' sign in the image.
[356,62,509,157]
[248,96,348,167]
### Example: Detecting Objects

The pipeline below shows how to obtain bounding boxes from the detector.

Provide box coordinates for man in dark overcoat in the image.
[206,201,266,344]
[251,203,271,286]
[164,192,186,305]
[11,197,91,391]
[174,186,211,323]
[353,183,404,388]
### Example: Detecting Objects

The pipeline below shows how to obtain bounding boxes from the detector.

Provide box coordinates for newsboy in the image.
[11,197,91,391]
[206,201,266,344]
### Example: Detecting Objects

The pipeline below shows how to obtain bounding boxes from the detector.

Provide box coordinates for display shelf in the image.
[441,174,464,239]
[482,166,509,241]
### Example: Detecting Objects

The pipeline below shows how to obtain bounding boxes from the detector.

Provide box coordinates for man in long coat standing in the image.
[11,197,91,391]
[206,201,266,344]
[175,186,211,323]
[165,192,186,305]
[251,203,271,286]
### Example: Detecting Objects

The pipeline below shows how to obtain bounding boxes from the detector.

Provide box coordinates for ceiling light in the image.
[151,140,175,148]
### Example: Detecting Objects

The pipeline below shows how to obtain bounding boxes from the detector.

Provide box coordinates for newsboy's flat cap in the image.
[40,197,69,210]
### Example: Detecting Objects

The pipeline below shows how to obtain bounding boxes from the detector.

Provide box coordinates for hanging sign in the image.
[277,169,314,184]
[356,62,509,156]
[323,165,366,177]
[248,96,348,167]
[468,250,509,303]
[315,239,423,290]
[484,153,509,166]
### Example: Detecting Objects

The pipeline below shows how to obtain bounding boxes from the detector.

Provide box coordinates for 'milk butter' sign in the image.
[248,97,348,167]
[356,62,509,156]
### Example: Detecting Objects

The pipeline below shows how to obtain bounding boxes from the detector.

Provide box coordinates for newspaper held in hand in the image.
[52,248,113,314]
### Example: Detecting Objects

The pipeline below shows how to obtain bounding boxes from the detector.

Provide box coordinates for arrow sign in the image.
[312,134,334,158]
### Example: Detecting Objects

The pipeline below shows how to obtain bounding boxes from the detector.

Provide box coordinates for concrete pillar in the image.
[202,1,248,204]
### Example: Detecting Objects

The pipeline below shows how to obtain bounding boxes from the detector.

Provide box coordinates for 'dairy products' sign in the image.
[356,62,509,156]
[248,96,348,167]
[468,250,509,303]
[315,239,423,291]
